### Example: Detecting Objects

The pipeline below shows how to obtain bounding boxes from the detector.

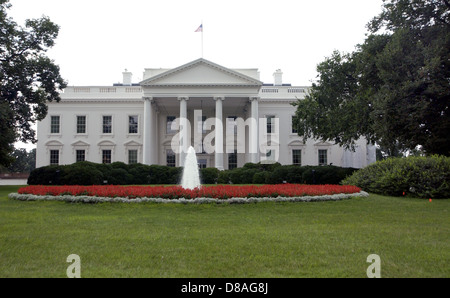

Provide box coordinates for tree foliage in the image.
[293,0,450,156]
[0,0,67,166]
[3,148,36,173]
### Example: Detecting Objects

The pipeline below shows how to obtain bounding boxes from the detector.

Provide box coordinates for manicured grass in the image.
[0,185,448,278]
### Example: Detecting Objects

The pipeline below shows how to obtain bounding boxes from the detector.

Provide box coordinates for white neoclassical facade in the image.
[36,58,376,169]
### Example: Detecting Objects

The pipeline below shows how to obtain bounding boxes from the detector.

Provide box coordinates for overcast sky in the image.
[9,0,384,86]
[9,0,384,149]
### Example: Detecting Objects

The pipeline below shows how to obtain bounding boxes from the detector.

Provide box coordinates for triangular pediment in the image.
[45,140,64,146]
[314,141,333,146]
[71,140,90,147]
[140,58,262,87]
[97,140,116,147]
[123,140,142,147]
[288,140,306,146]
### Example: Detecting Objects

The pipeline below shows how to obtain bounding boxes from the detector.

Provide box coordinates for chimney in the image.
[273,69,283,86]
[122,69,132,86]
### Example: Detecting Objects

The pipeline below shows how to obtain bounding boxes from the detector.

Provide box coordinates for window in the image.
[198,159,207,169]
[266,115,275,134]
[50,116,60,134]
[166,116,176,134]
[128,150,138,164]
[319,149,327,166]
[228,151,237,170]
[129,116,138,134]
[77,116,86,134]
[76,150,85,162]
[102,150,112,164]
[292,116,298,134]
[102,116,112,134]
[292,149,301,165]
[166,149,176,167]
[50,150,59,165]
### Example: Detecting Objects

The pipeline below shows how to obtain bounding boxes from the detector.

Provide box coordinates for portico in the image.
[140,58,263,169]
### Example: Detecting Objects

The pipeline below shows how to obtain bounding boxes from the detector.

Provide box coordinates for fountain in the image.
[181,146,201,190]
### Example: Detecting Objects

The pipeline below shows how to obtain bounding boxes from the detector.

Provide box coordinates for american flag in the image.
[195,24,203,32]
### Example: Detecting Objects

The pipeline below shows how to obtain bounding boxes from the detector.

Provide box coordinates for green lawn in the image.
[0,185,448,278]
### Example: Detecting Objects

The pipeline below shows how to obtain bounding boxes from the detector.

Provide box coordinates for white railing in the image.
[64,86,142,94]
[260,86,309,98]
[63,86,307,99]
[288,88,306,93]
[261,88,279,93]
[73,88,90,93]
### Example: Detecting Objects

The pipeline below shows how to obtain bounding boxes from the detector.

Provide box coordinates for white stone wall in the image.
[36,93,376,169]
[36,99,144,168]
[0,179,28,186]
[36,59,376,170]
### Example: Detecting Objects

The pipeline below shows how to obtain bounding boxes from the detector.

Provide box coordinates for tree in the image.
[293,0,450,156]
[0,101,15,166]
[0,0,67,166]
[7,148,35,173]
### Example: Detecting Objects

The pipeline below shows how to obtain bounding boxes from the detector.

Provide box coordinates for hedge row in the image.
[212,163,357,185]
[27,162,183,186]
[342,155,450,198]
[27,161,358,186]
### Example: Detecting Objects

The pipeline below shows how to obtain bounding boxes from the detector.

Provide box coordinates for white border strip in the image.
[8,191,369,204]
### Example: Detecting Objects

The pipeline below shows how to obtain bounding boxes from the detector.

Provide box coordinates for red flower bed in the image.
[18,184,361,200]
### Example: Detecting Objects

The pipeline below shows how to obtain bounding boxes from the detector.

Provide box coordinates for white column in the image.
[178,96,189,167]
[152,105,159,165]
[249,96,259,164]
[214,96,224,170]
[143,96,154,165]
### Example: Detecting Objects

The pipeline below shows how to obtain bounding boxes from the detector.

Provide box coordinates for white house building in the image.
[35,58,376,169]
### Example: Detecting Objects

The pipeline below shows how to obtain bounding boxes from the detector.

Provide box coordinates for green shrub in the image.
[108,168,133,185]
[262,165,356,185]
[26,166,45,185]
[227,168,259,184]
[242,163,260,170]
[285,165,307,183]
[242,169,259,184]
[200,167,220,184]
[342,155,450,198]
[61,162,104,185]
[27,165,65,185]
[128,164,151,184]
[217,171,230,184]
[263,162,282,172]
[111,162,128,170]
[252,171,271,184]
[228,168,243,184]
[28,162,183,185]
[300,166,357,185]
[168,167,183,184]
[148,165,171,184]
[95,163,114,184]
[27,161,361,187]
[265,166,289,184]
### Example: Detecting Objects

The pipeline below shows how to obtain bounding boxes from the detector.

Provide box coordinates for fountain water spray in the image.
[181,146,201,189]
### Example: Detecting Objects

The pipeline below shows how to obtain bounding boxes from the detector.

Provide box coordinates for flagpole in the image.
[201,20,204,58]
[195,22,204,58]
